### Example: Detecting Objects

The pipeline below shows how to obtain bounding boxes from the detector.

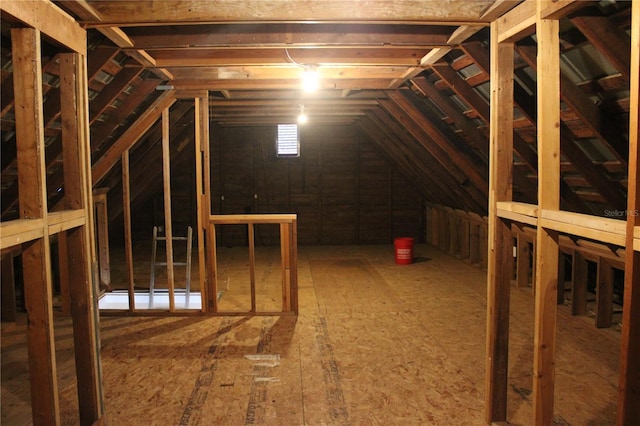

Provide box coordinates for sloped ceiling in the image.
[0,0,633,221]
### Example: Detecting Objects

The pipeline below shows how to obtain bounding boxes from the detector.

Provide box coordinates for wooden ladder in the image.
[149,225,193,298]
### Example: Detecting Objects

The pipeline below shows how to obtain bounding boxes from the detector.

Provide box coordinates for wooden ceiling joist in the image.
[82,1,494,26]
[123,23,455,50]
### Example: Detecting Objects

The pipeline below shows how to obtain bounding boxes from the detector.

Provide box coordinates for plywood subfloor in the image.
[2,244,620,425]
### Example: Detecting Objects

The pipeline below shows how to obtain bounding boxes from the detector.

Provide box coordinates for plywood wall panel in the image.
[197,124,422,246]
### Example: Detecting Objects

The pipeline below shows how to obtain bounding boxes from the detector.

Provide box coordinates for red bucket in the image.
[394,237,414,265]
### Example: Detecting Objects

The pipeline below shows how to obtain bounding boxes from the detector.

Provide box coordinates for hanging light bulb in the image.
[298,104,308,124]
[302,65,319,93]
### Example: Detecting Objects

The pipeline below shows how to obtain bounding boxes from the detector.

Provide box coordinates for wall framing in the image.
[486,0,640,424]
[0,2,105,425]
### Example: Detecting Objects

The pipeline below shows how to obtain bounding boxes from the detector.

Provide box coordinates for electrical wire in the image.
[284,48,302,67]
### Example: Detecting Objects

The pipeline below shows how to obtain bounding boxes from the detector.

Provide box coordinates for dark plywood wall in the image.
[211,124,423,246]
[122,123,423,246]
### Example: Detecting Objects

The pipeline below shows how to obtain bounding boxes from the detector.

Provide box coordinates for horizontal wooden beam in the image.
[47,209,86,235]
[496,201,539,226]
[496,0,535,43]
[210,214,297,225]
[496,0,587,42]
[1,0,86,54]
[512,223,626,266]
[153,47,433,67]
[0,218,45,250]
[85,1,493,26]
[125,23,455,49]
[540,208,626,247]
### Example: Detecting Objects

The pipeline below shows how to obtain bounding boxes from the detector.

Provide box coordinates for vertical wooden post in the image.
[480,218,489,268]
[1,254,17,322]
[195,96,208,311]
[248,223,256,312]
[571,250,588,316]
[460,214,470,261]
[425,205,433,244]
[595,260,613,328]
[60,52,104,425]
[485,19,514,424]
[122,150,135,311]
[57,232,71,315]
[516,232,531,288]
[469,219,480,264]
[162,108,175,311]
[201,98,217,313]
[533,4,561,424]
[440,208,448,251]
[618,0,640,422]
[431,208,439,247]
[208,223,219,312]
[557,251,566,304]
[280,222,292,312]
[13,27,60,425]
[290,218,298,315]
[94,192,110,290]
[447,208,458,255]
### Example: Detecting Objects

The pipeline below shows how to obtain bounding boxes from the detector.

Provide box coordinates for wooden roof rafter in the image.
[409,75,538,204]
[378,96,488,212]
[359,110,483,212]
[428,52,597,213]
[513,43,628,211]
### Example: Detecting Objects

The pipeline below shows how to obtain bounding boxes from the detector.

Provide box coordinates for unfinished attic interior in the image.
[1,0,639,424]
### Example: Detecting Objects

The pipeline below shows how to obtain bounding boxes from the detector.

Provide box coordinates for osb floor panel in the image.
[1,244,620,425]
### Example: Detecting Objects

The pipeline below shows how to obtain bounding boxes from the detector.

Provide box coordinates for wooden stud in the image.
[94,194,110,291]
[13,27,60,425]
[195,96,208,311]
[469,221,480,265]
[57,232,71,315]
[516,233,531,288]
[60,52,105,425]
[204,116,217,312]
[290,219,298,315]
[1,254,17,322]
[425,206,432,246]
[207,223,219,313]
[485,19,514,424]
[557,251,566,305]
[618,1,640,422]
[122,150,136,311]
[248,223,256,312]
[460,215,471,261]
[595,260,613,328]
[533,5,561,424]
[447,208,458,256]
[571,250,588,316]
[162,107,175,312]
[280,223,291,312]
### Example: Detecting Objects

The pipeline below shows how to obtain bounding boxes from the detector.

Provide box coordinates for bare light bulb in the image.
[302,67,319,93]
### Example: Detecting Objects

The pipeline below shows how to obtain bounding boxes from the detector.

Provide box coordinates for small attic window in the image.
[276,124,299,157]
